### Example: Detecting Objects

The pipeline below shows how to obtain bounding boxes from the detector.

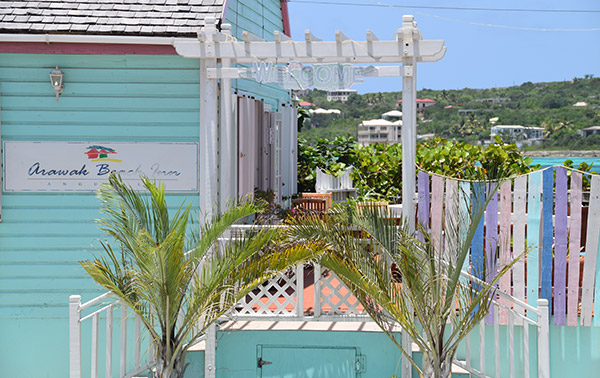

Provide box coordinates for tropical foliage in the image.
[284,184,524,378]
[417,136,537,180]
[297,136,357,193]
[81,174,317,378]
[298,136,537,201]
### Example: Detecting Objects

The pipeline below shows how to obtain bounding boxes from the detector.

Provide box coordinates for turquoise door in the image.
[257,345,363,378]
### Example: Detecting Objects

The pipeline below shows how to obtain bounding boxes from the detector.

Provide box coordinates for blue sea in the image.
[528,156,600,172]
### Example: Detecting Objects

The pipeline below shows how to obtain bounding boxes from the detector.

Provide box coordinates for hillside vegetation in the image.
[298,75,600,149]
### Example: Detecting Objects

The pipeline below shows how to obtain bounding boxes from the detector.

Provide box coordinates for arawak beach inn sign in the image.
[3,141,199,192]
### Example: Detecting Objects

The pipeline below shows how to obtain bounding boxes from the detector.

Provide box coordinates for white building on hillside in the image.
[327,89,357,102]
[358,118,402,146]
[490,125,544,145]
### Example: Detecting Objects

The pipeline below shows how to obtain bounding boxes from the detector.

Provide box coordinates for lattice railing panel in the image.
[318,270,365,316]
[233,269,299,316]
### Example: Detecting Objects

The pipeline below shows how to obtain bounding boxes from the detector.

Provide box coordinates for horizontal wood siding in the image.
[0,53,200,319]
[226,0,289,108]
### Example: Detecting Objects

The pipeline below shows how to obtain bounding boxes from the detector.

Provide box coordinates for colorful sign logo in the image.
[85,145,122,162]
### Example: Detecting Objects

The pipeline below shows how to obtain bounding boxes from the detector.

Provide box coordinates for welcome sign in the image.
[240,61,376,90]
[3,141,199,192]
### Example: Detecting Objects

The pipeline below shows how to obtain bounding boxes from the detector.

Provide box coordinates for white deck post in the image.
[401,15,417,229]
[199,17,220,222]
[219,23,236,211]
[205,323,217,378]
[69,295,82,378]
[537,299,550,378]
[400,15,418,378]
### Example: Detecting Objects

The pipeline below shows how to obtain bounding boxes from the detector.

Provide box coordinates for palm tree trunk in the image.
[421,351,452,378]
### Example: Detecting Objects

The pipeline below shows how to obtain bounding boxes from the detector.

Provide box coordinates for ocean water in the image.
[528,156,600,172]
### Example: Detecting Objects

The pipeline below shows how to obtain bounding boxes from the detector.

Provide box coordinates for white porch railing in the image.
[69,294,155,378]
[70,226,550,378]
[455,270,550,378]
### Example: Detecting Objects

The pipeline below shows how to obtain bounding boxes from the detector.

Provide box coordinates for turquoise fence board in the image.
[459,181,471,277]
[471,182,485,277]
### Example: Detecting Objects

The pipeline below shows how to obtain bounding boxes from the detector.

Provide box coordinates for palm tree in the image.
[284,185,523,378]
[81,174,317,378]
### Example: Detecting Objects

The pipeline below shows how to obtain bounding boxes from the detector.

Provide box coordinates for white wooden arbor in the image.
[173,15,445,227]
[175,15,446,378]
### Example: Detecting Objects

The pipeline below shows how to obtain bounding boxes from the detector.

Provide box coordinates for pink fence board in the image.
[498,181,512,324]
[512,175,527,325]
[567,172,582,326]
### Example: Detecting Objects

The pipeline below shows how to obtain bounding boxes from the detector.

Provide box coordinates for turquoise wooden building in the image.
[3,2,600,378]
[0,1,298,377]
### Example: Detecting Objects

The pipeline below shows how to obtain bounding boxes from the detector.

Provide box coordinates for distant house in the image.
[396,98,436,110]
[327,89,357,102]
[309,108,341,115]
[299,101,314,109]
[381,110,403,121]
[578,126,600,137]
[573,101,590,107]
[491,125,543,145]
[475,97,509,104]
[358,118,402,146]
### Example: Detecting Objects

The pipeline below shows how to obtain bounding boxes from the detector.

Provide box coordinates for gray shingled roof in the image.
[0,0,226,37]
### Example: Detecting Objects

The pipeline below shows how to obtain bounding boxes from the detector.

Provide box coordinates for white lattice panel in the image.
[233,269,298,316]
[318,270,366,316]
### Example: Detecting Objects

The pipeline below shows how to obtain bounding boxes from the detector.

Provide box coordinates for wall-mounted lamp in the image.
[49,66,64,102]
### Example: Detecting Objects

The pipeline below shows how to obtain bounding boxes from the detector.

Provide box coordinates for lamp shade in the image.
[49,66,64,101]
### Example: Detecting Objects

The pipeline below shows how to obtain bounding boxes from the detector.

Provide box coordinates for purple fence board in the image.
[418,171,430,239]
[554,167,568,325]
[431,175,444,258]
[541,168,554,313]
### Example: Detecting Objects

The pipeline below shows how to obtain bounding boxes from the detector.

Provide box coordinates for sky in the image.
[286,0,600,93]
